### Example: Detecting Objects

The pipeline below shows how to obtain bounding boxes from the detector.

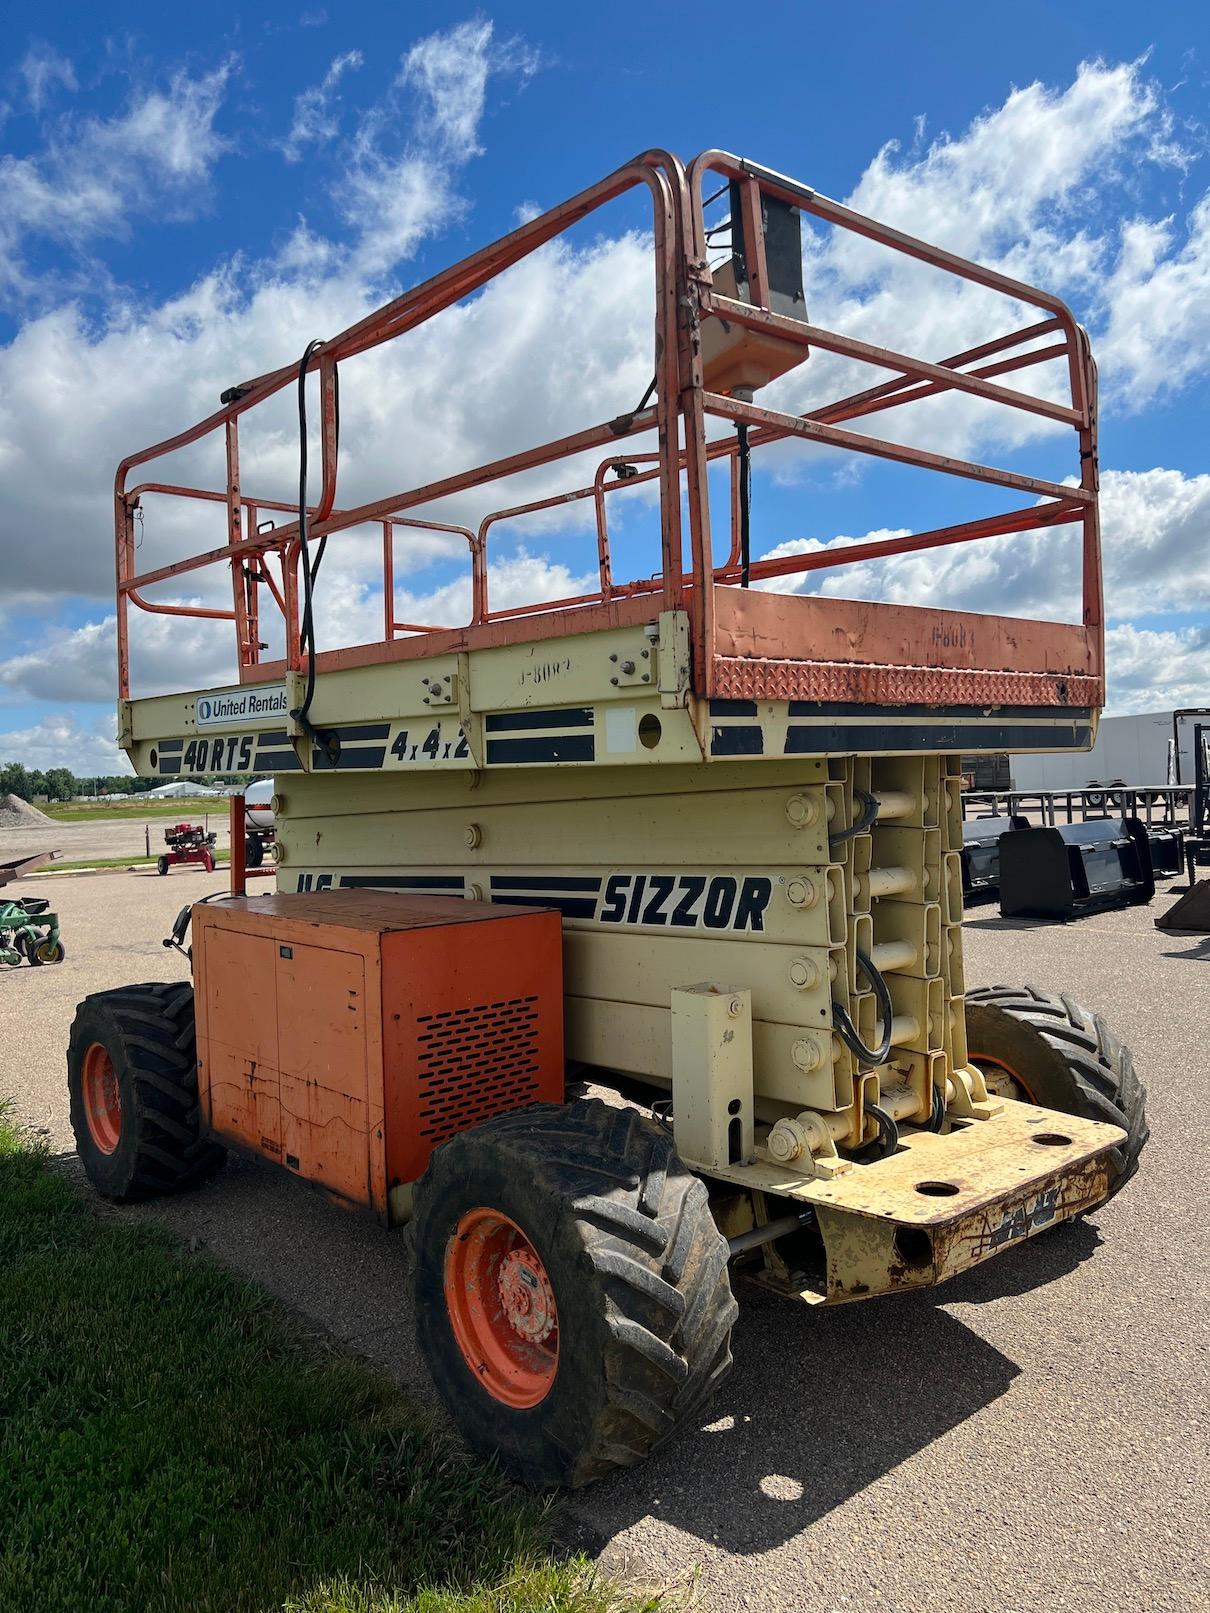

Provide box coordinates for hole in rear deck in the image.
[1031,1132,1073,1146]
[914,1180,960,1197]
[893,1226,934,1268]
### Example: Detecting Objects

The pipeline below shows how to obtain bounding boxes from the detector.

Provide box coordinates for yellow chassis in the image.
[119,614,1118,1305]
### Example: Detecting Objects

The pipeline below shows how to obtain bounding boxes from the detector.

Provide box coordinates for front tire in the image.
[157,856,170,876]
[244,834,265,869]
[412,1098,737,1488]
[965,985,1148,1201]
[67,983,226,1201]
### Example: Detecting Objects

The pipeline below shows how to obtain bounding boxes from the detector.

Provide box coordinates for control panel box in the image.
[192,890,564,1221]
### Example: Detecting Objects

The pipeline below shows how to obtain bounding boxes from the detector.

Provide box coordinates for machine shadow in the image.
[960,915,1051,931]
[575,1224,1097,1557]
[47,1147,1095,1561]
[1157,936,1210,960]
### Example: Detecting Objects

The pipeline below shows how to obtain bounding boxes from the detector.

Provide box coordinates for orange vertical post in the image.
[229,793,246,896]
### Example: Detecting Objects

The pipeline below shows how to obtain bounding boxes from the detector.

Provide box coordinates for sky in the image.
[1,1,1208,776]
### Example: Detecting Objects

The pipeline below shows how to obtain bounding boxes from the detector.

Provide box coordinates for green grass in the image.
[0,1114,659,1613]
[40,798,227,823]
[47,849,233,873]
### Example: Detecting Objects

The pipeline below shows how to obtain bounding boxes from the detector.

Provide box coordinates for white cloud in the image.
[338,152,457,278]
[20,43,78,113]
[1103,622,1210,714]
[760,58,1208,460]
[399,17,537,160]
[1,65,232,302]
[0,545,592,720]
[842,60,1165,256]
[332,18,537,277]
[0,712,126,775]
[0,608,236,704]
[0,221,651,607]
[280,50,362,162]
[1097,195,1210,405]
[757,466,1210,625]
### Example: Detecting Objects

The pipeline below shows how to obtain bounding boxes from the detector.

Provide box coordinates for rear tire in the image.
[965,985,1147,1201]
[67,982,226,1201]
[244,835,264,869]
[412,1098,737,1488]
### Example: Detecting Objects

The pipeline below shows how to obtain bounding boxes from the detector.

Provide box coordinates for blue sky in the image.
[1,1,1208,773]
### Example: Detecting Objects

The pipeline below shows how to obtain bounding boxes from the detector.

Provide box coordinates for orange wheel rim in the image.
[444,1208,559,1409]
[82,1042,122,1154]
[969,1052,1037,1105]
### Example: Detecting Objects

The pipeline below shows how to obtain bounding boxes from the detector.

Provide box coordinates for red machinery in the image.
[157,823,217,876]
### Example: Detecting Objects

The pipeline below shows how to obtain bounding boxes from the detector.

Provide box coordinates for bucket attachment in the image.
[1155,878,1210,933]
[1145,826,1184,876]
[960,814,1029,901]
[999,817,1154,920]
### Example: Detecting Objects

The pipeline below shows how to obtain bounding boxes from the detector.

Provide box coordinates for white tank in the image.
[244,778,275,830]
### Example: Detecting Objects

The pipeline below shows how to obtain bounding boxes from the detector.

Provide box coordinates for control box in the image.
[191,889,564,1221]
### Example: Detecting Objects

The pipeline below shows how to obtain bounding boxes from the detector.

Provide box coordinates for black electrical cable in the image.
[293,339,322,718]
[608,373,658,436]
[738,421,751,587]
[290,339,340,765]
[861,1100,899,1160]
[927,1081,946,1132]
[308,361,339,593]
[831,947,894,1067]
[829,786,879,847]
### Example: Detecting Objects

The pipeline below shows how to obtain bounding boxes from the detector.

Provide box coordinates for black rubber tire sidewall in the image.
[66,984,225,1202]
[157,856,169,876]
[966,1002,1080,1110]
[965,987,1148,1199]
[413,1143,615,1488]
[67,998,143,1197]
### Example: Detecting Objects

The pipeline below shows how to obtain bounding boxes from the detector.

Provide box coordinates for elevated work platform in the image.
[112,148,1103,777]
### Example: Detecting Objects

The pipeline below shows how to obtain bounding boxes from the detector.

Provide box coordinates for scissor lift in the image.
[69,149,1146,1486]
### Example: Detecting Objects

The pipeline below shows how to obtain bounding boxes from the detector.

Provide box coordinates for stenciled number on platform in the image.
[181,735,255,772]
[390,725,470,764]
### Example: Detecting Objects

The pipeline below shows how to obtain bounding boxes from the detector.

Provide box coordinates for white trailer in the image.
[1010,711,1188,791]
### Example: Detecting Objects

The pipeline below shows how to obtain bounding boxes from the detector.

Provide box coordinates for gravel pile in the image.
[0,795,55,828]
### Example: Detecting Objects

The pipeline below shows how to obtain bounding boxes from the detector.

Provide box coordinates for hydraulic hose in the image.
[861,1100,900,1160]
[831,947,894,1067]
[927,1080,946,1132]
[829,787,878,847]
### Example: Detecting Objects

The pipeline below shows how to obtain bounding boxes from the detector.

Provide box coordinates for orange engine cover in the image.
[191,890,564,1221]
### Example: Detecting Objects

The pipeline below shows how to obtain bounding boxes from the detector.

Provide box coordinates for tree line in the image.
[0,762,237,803]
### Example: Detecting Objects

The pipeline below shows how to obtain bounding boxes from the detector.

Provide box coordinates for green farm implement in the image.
[0,854,65,967]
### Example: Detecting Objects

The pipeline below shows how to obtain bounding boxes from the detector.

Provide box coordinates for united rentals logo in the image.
[194,684,290,729]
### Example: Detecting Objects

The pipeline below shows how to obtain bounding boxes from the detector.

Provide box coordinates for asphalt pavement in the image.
[2,858,1207,1613]
[2,811,232,867]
